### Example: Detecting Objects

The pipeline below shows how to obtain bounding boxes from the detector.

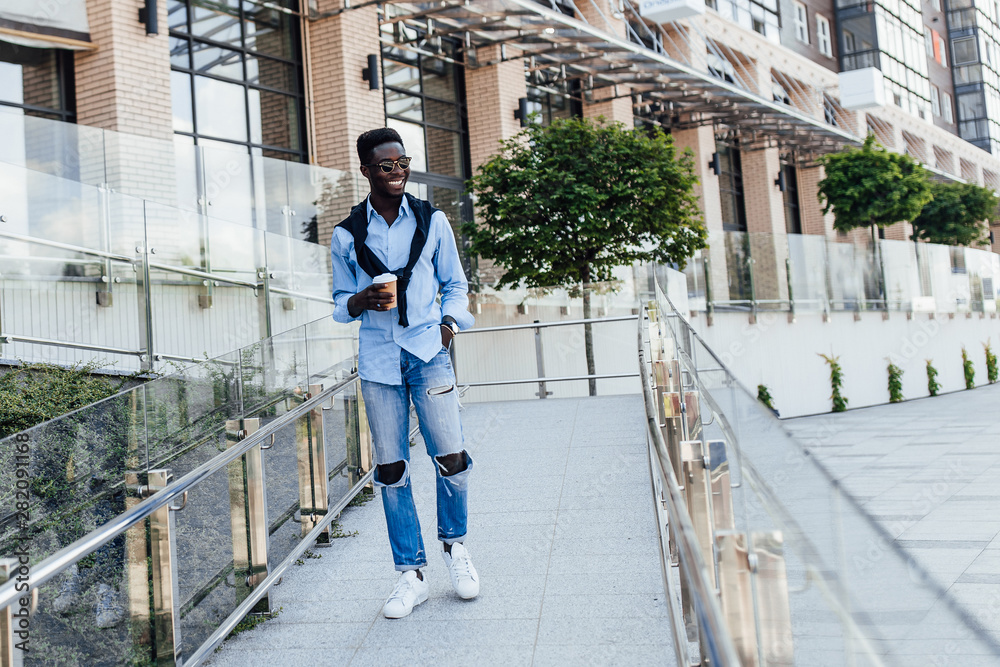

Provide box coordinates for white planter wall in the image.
[690,310,1000,418]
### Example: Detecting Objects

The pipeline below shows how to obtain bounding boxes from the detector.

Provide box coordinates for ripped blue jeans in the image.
[361,347,473,571]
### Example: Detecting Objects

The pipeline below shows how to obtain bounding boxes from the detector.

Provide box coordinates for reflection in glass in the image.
[387,119,427,171]
[192,44,244,80]
[171,71,195,133]
[195,75,248,142]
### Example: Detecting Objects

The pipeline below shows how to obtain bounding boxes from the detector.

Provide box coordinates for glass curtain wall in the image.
[946,0,1000,152]
[836,0,932,120]
[0,41,74,122]
[380,21,474,276]
[168,0,307,162]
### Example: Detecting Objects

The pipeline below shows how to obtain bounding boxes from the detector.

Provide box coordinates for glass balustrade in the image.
[0,108,360,240]
[644,265,1000,664]
[0,314,360,665]
[0,162,343,373]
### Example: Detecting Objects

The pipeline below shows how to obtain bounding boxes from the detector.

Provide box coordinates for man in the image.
[331,127,479,619]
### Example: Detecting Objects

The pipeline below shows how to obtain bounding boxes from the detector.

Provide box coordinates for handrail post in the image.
[747,256,758,325]
[297,385,330,543]
[136,202,154,372]
[703,254,714,326]
[785,255,795,323]
[257,267,273,340]
[147,469,181,666]
[0,559,25,667]
[533,320,551,398]
[225,419,271,613]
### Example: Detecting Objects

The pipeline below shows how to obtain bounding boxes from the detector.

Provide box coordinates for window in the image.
[169,0,306,162]
[0,41,74,122]
[707,50,736,83]
[817,15,832,57]
[957,91,986,120]
[924,27,934,58]
[794,2,809,43]
[930,0,941,10]
[952,36,978,65]
[716,142,747,232]
[930,84,940,116]
[781,164,801,234]
[932,29,946,65]
[942,91,954,123]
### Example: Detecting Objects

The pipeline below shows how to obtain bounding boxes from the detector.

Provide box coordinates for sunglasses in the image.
[365,157,412,173]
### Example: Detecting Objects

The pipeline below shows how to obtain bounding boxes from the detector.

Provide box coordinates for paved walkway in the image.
[784,383,1000,641]
[207,395,673,667]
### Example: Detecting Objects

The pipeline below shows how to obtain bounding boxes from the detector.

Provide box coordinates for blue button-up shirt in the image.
[331,196,475,385]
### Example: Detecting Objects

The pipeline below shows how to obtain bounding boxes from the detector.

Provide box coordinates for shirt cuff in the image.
[333,292,360,323]
[442,304,475,331]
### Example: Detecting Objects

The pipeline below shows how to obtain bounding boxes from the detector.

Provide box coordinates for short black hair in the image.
[357,127,404,165]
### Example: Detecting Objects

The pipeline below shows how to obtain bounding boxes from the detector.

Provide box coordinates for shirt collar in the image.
[366,194,411,224]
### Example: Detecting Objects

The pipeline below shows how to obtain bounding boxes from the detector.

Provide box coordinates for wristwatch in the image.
[441,319,459,337]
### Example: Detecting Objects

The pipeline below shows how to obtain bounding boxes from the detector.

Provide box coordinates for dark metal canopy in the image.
[374,0,864,159]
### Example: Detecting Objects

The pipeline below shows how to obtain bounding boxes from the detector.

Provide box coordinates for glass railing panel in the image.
[879,238,921,311]
[198,142,257,228]
[0,385,148,576]
[304,317,357,388]
[27,494,153,665]
[173,462,249,660]
[721,231,753,307]
[103,128,182,211]
[144,350,242,478]
[0,108,108,188]
[747,232,789,309]
[236,327,309,569]
[289,164,360,244]
[143,201,265,362]
[263,229,335,334]
[679,249,707,311]
[0,163,145,370]
[965,246,997,313]
[787,233,829,312]
[827,240,865,310]
[259,153,290,236]
[917,242,962,313]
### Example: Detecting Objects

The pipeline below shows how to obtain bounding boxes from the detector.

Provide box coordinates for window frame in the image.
[816,15,833,57]
[942,91,954,123]
[793,2,809,44]
[169,0,308,162]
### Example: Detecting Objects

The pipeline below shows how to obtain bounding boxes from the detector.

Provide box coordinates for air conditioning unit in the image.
[638,0,706,22]
[838,67,885,110]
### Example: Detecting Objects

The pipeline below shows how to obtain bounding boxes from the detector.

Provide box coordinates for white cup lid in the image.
[373,273,397,284]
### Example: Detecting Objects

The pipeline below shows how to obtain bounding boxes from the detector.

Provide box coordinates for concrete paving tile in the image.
[531,643,674,667]
[535,615,672,646]
[206,648,358,667]
[361,618,539,647]
[349,645,534,667]
[538,593,669,619]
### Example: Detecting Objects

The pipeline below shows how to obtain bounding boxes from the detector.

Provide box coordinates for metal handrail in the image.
[269,285,337,305]
[0,230,134,263]
[0,373,359,610]
[637,313,743,666]
[0,333,143,357]
[147,261,259,289]
[465,314,637,334]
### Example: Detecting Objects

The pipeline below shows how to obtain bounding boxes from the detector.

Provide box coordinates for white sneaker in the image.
[442,543,479,600]
[382,570,429,619]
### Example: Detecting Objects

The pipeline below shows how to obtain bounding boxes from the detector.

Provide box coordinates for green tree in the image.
[911,181,998,247]
[817,135,932,233]
[465,117,705,395]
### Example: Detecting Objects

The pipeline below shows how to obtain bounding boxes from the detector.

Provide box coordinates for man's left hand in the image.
[441,324,455,349]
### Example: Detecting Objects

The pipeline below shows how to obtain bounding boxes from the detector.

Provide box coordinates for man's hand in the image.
[348,284,394,318]
[441,324,455,349]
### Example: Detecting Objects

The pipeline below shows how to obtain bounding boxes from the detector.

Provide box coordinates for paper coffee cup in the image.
[372,273,397,309]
